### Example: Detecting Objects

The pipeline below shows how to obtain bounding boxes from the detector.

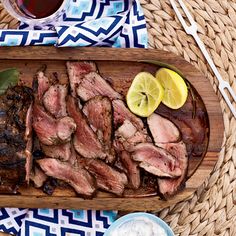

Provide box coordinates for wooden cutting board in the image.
[0,47,224,211]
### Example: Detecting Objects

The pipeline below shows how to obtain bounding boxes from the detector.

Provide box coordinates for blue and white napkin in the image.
[0,0,147,47]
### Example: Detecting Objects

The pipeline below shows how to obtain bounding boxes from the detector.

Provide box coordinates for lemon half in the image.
[126,72,164,117]
[155,68,188,109]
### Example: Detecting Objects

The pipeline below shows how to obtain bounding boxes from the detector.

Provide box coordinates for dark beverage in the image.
[16,0,64,19]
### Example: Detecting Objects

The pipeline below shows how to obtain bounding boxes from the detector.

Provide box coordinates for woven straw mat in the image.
[0,0,236,235]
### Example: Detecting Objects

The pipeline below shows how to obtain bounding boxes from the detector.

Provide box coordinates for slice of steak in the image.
[120,151,140,189]
[0,86,33,192]
[32,104,76,145]
[84,159,128,196]
[43,84,68,118]
[77,72,122,101]
[67,96,106,160]
[132,143,182,178]
[30,166,48,188]
[147,113,180,144]
[157,141,188,197]
[35,71,50,101]
[41,142,72,161]
[37,158,96,196]
[112,99,144,130]
[83,96,115,163]
[67,61,97,97]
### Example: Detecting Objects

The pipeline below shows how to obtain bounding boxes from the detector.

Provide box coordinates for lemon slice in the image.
[155,68,188,109]
[126,72,164,117]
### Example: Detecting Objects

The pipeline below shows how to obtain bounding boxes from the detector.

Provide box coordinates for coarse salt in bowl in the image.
[104,212,175,236]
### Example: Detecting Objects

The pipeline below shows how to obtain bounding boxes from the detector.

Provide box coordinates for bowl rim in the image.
[104,212,175,236]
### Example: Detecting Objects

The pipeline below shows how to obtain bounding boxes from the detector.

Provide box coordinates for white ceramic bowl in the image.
[104,212,175,236]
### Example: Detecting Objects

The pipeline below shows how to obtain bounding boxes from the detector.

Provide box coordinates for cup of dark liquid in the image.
[1,0,69,26]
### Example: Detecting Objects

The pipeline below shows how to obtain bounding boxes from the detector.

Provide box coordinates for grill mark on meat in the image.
[132,143,182,178]
[32,104,76,145]
[76,72,122,101]
[43,84,68,118]
[157,142,188,197]
[41,142,72,162]
[67,96,106,160]
[147,113,180,144]
[84,159,128,196]
[37,158,96,196]
[67,61,97,97]
[83,96,115,163]
[120,151,140,189]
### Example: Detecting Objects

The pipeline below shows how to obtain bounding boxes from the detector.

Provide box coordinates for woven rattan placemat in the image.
[0,0,235,235]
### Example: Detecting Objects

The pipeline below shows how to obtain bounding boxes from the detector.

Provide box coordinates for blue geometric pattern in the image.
[0,0,147,47]
[0,209,118,236]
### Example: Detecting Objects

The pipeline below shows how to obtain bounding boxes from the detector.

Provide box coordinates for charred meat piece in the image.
[67,96,106,160]
[85,159,128,196]
[112,99,144,130]
[32,104,76,145]
[43,84,68,118]
[37,158,96,196]
[43,178,58,195]
[158,142,188,196]
[67,61,97,97]
[77,72,122,101]
[41,142,72,162]
[120,151,140,189]
[35,71,50,101]
[30,166,48,188]
[132,143,181,178]
[0,86,33,192]
[83,96,115,163]
[147,113,180,144]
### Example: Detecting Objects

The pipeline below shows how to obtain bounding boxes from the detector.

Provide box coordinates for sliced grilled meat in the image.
[37,158,96,196]
[77,72,122,101]
[35,71,50,101]
[84,159,128,196]
[0,86,33,192]
[67,96,106,160]
[132,143,181,178]
[67,61,97,97]
[158,142,188,196]
[30,166,48,188]
[147,113,180,144]
[41,142,72,161]
[32,104,76,145]
[115,119,149,152]
[83,96,115,163]
[120,151,140,189]
[43,84,68,118]
[112,99,144,130]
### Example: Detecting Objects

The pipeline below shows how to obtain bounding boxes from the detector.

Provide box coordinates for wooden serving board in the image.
[0,47,224,211]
